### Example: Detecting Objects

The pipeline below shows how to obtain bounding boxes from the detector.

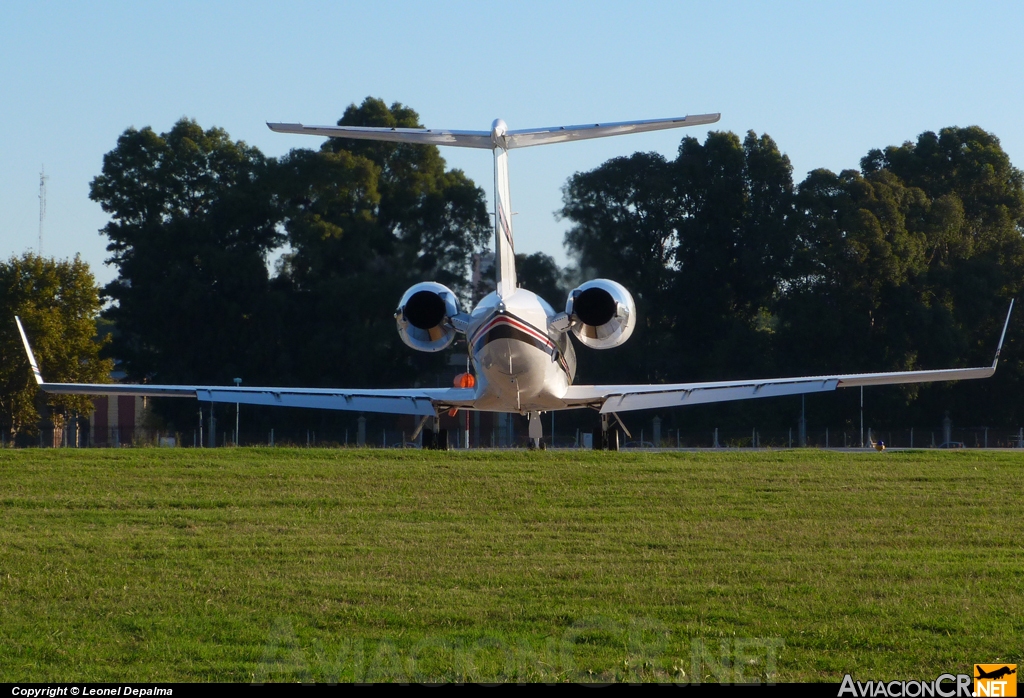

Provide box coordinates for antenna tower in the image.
[38,165,48,256]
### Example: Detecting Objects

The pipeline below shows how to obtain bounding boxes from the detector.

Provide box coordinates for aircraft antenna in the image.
[38,165,48,256]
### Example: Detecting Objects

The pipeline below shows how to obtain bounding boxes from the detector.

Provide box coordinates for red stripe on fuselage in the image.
[470,314,555,349]
[470,313,570,377]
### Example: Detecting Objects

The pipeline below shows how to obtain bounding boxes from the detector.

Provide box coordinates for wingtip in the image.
[685,112,721,124]
[14,316,44,385]
[993,298,1014,367]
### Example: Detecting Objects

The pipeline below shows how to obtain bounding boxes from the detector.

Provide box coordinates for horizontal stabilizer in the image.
[268,123,494,149]
[502,114,721,149]
[268,114,721,150]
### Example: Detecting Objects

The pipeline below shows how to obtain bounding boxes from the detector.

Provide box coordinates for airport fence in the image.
[8,424,1024,450]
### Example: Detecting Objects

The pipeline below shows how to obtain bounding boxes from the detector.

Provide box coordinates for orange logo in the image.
[975,665,1017,697]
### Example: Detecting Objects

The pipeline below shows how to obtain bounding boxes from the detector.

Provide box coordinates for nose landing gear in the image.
[527,411,547,450]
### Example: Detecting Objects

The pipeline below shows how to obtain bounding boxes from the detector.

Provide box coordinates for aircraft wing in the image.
[35,383,476,417]
[563,301,1014,413]
[15,317,476,417]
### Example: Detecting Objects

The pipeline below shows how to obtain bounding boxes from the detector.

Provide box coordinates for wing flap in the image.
[197,388,443,416]
[564,378,839,413]
[595,379,839,413]
[34,380,476,417]
[565,363,999,414]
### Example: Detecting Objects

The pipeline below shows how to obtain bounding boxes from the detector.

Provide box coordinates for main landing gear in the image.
[418,415,450,450]
[593,413,620,451]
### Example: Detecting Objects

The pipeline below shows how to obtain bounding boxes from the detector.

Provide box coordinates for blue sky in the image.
[2,1,1022,288]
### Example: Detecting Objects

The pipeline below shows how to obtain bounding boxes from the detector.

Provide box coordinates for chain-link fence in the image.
[9,423,1024,449]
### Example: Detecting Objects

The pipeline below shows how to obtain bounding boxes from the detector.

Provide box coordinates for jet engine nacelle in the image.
[395,282,461,352]
[565,279,636,349]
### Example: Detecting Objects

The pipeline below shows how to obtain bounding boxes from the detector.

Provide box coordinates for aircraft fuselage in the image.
[465,288,576,413]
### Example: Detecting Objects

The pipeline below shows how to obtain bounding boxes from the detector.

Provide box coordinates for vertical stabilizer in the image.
[491,120,517,298]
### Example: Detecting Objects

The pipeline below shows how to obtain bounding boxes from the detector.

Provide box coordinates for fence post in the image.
[799,394,807,446]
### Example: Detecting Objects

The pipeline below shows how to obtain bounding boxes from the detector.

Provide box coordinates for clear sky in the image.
[2,0,1022,289]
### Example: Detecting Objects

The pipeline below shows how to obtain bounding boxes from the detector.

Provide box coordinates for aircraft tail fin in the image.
[14,316,44,385]
[269,112,722,299]
[492,120,516,297]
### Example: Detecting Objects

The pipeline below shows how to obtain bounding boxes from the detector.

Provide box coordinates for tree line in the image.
[3,97,1023,440]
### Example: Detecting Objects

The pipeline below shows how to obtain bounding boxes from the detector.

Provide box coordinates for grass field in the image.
[0,447,1020,683]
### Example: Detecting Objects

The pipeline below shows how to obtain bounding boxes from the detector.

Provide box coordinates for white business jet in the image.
[16,113,1014,448]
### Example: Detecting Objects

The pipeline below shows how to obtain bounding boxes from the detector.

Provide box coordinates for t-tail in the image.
[268,112,721,298]
[491,119,517,297]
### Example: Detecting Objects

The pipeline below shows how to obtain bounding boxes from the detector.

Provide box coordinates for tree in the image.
[90,119,283,426]
[316,97,491,299]
[861,126,1024,338]
[515,252,569,309]
[274,98,491,390]
[560,124,1024,430]
[670,131,796,381]
[0,253,112,441]
[856,127,1024,425]
[560,131,796,385]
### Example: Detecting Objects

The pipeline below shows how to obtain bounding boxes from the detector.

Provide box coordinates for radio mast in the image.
[38,166,48,255]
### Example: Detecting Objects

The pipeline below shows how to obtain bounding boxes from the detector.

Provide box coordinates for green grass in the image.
[0,448,1021,682]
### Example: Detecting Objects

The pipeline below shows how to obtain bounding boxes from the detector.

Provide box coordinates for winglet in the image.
[993,299,1014,368]
[14,316,44,385]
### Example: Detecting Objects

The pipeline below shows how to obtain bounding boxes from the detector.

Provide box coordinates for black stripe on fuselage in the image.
[471,314,570,376]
